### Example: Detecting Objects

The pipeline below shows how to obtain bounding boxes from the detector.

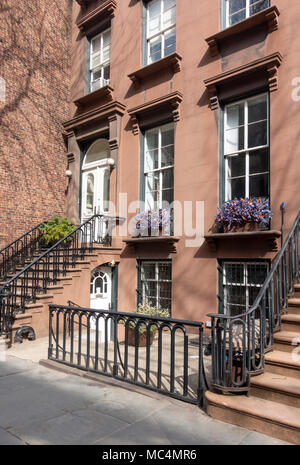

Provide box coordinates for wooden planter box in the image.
[224,222,260,233]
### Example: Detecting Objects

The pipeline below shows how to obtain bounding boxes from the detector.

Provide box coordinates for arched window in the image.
[83,139,110,168]
[90,269,108,295]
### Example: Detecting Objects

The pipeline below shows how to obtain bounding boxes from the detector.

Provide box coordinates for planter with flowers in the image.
[215,197,273,233]
[121,300,171,347]
[132,209,173,237]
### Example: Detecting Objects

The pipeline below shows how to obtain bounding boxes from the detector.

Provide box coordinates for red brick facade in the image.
[0,0,72,248]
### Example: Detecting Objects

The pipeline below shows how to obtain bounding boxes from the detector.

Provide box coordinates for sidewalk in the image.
[0,342,290,445]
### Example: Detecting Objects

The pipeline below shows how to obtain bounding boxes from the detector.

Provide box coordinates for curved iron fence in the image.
[208,211,300,393]
[48,304,205,407]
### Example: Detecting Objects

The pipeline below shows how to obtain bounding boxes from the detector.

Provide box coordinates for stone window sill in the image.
[204,230,281,252]
[74,85,114,110]
[128,52,182,86]
[76,0,116,34]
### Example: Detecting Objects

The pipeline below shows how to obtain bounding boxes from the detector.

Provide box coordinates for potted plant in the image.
[39,216,75,247]
[123,300,170,347]
[215,197,272,232]
[132,209,173,237]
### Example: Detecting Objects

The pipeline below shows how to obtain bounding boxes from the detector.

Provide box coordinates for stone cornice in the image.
[76,0,117,33]
[74,85,114,110]
[63,100,126,132]
[127,91,183,134]
[204,52,283,110]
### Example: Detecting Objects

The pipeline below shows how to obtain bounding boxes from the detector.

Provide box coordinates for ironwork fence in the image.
[0,215,114,338]
[208,211,300,393]
[48,304,205,407]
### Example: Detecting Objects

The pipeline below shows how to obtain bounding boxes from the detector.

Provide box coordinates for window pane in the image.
[164,28,176,56]
[146,130,159,151]
[164,0,176,11]
[163,4,176,29]
[145,149,159,171]
[248,95,267,123]
[225,263,244,284]
[249,173,269,198]
[227,154,245,178]
[161,126,174,146]
[149,36,162,63]
[102,45,110,64]
[229,177,246,199]
[225,127,245,154]
[91,37,101,54]
[148,0,161,35]
[146,172,160,192]
[247,264,268,285]
[86,173,94,215]
[248,121,267,148]
[249,149,269,174]
[250,0,269,15]
[91,53,101,69]
[103,169,110,212]
[229,9,246,25]
[102,30,111,49]
[103,64,110,81]
[162,188,173,205]
[227,103,244,129]
[162,169,173,189]
[146,191,158,210]
[159,262,171,280]
[142,263,156,280]
[149,0,161,19]
[228,0,246,15]
[161,145,174,167]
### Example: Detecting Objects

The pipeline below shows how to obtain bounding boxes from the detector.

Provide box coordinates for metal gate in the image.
[48,304,205,406]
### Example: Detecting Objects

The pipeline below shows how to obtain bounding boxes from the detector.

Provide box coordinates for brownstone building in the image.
[1,0,300,443]
[63,0,299,325]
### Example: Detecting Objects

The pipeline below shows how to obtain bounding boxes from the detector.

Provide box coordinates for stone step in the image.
[205,391,300,444]
[274,330,300,352]
[288,297,300,308]
[250,372,300,408]
[265,350,300,379]
[281,314,300,332]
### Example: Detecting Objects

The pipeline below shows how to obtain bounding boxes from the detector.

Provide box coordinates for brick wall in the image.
[0,0,72,248]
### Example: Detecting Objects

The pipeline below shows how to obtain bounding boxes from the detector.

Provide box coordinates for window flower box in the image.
[215,197,272,232]
[132,209,173,238]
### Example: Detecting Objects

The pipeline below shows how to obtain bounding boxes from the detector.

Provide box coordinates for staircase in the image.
[206,212,300,444]
[0,215,120,347]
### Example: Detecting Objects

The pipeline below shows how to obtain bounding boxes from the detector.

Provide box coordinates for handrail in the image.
[0,214,115,337]
[209,210,300,393]
[0,223,43,281]
[0,223,42,254]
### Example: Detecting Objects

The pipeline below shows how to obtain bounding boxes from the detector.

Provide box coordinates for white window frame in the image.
[223,261,269,315]
[225,0,270,28]
[144,122,174,210]
[224,93,269,201]
[146,0,176,64]
[141,261,172,311]
[90,28,111,92]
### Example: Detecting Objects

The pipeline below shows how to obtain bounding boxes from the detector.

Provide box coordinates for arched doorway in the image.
[90,265,112,342]
[81,139,114,222]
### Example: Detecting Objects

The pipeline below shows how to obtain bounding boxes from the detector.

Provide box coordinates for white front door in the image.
[82,166,110,221]
[90,266,112,342]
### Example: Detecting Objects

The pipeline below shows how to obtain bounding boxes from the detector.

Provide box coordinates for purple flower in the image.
[134,209,173,233]
[215,197,273,230]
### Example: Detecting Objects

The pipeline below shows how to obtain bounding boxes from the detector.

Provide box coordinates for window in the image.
[89,28,111,92]
[146,0,176,64]
[90,269,108,295]
[225,0,270,27]
[221,261,268,316]
[224,93,269,200]
[139,261,172,312]
[144,123,174,210]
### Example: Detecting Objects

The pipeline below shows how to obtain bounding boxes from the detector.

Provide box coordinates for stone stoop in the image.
[205,282,300,445]
[6,245,122,345]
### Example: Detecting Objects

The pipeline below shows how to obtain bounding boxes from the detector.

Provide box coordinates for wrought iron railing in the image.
[0,214,114,338]
[48,304,205,406]
[208,211,300,393]
[0,223,42,282]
